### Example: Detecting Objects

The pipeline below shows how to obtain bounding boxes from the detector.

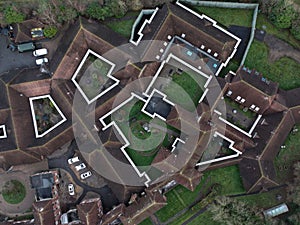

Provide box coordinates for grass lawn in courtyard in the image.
[75,54,112,101]
[112,100,180,166]
[2,180,26,204]
[192,6,253,28]
[155,165,245,222]
[274,125,300,183]
[163,71,206,111]
[245,40,300,90]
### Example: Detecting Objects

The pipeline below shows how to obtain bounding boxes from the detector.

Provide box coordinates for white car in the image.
[68,156,79,165]
[35,57,48,65]
[80,171,92,180]
[75,163,86,171]
[33,48,48,57]
[68,184,75,196]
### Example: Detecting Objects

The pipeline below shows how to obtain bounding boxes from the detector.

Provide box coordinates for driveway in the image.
[0,35,36,74]
[47,141,119,212]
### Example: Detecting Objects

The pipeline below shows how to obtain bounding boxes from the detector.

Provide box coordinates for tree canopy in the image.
[4,5,25,24]
[209,196,264,225]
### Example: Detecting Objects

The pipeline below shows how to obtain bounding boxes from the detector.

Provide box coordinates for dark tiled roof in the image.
[77,198,102,225]
[32,200,55,225]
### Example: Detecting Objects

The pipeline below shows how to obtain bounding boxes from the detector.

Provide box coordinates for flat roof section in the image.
[29,94,67,138]
[71,49,119,104]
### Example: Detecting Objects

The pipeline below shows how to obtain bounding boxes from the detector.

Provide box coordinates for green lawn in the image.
[105,19,136,38]
[192,6,253,27]
[188,210,219,225]
[138,218,152,225]
[256,13,300,49]
[2,180,26,204]
[156,165,245,222]
[245,40,300,90]
[274,125,300,183]
[164,72,206,111]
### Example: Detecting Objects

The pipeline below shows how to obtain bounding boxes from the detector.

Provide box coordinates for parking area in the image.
[0,35,37,74]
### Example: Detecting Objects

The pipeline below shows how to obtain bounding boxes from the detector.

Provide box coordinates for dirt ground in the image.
[264,34,300,63]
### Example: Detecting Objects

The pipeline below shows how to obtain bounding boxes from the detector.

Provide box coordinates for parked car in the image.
[36,57,48,65]
[75,163,86,171]
[33,48,48,57]
[80,171,92,180]
[68,184,75,196]
[68,156,79,165]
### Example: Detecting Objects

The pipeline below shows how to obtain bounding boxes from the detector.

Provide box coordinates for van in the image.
[17,42,35,53]
[33,48,48,57]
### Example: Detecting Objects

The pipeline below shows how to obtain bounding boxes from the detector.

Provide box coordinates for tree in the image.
[57,5,77,23]
[3,5,25,24]
[269,0,296,29]
[85,2,111,20]
[209,196,264,225]
[107,0,128,18]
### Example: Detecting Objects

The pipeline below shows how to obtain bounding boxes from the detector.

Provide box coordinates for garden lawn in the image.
[245,40,300,90]
[192,6,253,27]
[156,165,245,222]
[187,210,220,225]
[105,19,136,38]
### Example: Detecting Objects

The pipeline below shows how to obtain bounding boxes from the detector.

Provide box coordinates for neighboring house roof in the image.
[32,200,55,225]
[77,198,103,225]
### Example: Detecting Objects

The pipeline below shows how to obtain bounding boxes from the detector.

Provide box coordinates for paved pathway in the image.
[0,161,48,217]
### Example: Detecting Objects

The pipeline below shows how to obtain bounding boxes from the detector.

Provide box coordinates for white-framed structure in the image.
[0,125,7,139]
[29,95,67,138]
[71,49,119,104]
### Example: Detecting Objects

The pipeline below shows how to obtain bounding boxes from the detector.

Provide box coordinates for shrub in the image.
[85,2,111,20]
[269,0,296,29]
[4,5,25,24]
[291,16,300,40]
[44,26,58,38]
